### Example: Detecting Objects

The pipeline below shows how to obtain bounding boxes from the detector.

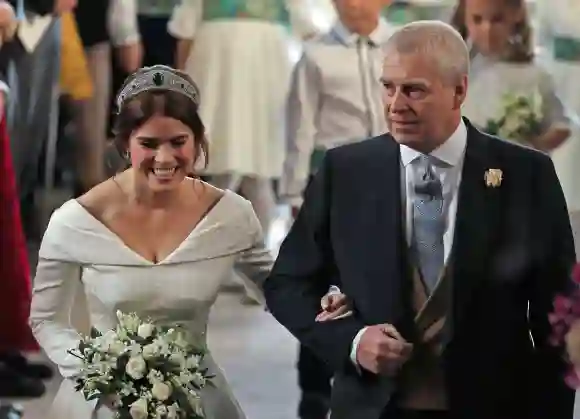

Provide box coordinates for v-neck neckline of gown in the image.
[70,190,231,265]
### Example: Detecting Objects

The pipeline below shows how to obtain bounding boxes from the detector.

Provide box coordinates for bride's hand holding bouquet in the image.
[68,311,213,419]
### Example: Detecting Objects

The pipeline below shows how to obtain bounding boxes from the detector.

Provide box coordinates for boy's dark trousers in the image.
[297,344,333,419]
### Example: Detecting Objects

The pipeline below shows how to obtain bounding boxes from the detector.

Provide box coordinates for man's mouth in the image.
[391,120,418,125]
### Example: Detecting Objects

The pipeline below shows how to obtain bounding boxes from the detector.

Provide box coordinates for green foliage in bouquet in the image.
[484,91,544,144]
[68,311,214,419]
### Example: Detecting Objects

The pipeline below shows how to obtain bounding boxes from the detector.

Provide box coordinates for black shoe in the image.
[299,394,329,419]
[0,366,46,399]
[0,353,53,380]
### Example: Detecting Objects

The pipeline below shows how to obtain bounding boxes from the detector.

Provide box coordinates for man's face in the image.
[381,51,467,152]
[333,0,386,34]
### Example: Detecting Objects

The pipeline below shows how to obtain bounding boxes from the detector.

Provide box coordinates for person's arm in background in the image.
[168,0,202,70]
[108,0,142,74]
[533,68,574,152]
[280,46,322,217]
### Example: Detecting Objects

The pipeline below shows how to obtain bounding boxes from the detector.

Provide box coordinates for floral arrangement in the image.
[484,90,544,144]
[549,264,580,388]
[68,311,213,419]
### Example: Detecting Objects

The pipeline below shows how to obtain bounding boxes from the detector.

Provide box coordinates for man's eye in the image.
[405,87,425,99]
[383,83,396,96]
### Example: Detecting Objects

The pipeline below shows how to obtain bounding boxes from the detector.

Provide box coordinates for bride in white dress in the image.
[29,66,349,419]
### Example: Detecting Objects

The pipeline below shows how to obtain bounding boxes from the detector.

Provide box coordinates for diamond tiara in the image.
[115,67,200,112]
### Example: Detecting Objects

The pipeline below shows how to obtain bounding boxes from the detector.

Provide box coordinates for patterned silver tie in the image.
[412,155,445,292]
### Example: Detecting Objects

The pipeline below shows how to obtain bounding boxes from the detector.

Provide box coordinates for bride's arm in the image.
[233,204,348,312]
[232,210,274,306]
[29,222,85,379]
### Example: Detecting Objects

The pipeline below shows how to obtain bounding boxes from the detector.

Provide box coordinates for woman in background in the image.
[169,0,319,235]
[73,0,142,195]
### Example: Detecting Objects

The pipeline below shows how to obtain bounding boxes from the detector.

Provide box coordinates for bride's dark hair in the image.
[111,66,209,172]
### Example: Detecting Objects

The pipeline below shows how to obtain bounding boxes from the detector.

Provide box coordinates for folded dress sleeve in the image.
[29,215,85,379]
[233,200,274,306]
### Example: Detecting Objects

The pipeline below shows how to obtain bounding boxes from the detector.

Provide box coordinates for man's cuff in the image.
[327,285,341,295]
[281,195,303,209]
[350,327,367,371]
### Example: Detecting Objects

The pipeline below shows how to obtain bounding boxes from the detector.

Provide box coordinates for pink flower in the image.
[554,295,572,314]
[548,313,560,325]
[572,264,580,285]
[564,371,579,389]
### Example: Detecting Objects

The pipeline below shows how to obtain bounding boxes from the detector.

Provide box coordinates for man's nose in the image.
[389,90,408,112]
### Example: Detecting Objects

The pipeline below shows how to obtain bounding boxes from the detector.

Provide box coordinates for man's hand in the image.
[316,288,352,322]
[356,324,413,375]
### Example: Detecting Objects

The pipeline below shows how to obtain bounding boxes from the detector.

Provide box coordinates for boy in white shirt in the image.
[283,2,393,417]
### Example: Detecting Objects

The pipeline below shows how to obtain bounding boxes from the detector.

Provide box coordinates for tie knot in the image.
[414,155,441,197]
[357,36,375,48]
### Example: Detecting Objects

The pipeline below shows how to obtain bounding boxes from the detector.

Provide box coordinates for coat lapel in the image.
[360,136,406,324]
[450,121,503,327]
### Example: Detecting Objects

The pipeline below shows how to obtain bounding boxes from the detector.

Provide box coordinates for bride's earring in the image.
[124,151,131,161]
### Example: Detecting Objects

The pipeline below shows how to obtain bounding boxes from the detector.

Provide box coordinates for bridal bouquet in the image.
[484,90,544,144]
[68,311,213,419]
[549,264,580,388]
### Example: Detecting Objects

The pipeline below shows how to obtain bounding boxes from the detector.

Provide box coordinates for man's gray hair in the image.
[384,20,470,82]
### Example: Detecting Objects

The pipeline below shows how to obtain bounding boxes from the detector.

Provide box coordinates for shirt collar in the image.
[332,18,393,47]
[400,119,467,167]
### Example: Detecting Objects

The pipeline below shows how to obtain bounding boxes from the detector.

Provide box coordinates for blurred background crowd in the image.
[1,0,579,418]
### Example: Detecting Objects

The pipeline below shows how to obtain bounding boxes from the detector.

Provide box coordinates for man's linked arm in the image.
[528,153,576,417]
[264,152,365,372]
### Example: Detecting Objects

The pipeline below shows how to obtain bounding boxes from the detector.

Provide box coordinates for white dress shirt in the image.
[349,120,468,367]
[280,19,394,207]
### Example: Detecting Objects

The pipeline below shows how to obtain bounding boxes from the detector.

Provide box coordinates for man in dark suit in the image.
[264,20,576,419]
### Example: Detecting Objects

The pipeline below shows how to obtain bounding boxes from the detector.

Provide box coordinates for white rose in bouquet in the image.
[126,355,147,380]
[151,381,172,401]
[138,323,155,339]
[142,343,160,360]
[129,398,148,419]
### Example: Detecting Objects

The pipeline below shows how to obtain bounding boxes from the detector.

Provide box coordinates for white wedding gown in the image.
[29,191,273,419]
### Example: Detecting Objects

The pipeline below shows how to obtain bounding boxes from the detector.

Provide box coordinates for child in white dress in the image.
[536,0,580,257]
[451,0,572,153]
